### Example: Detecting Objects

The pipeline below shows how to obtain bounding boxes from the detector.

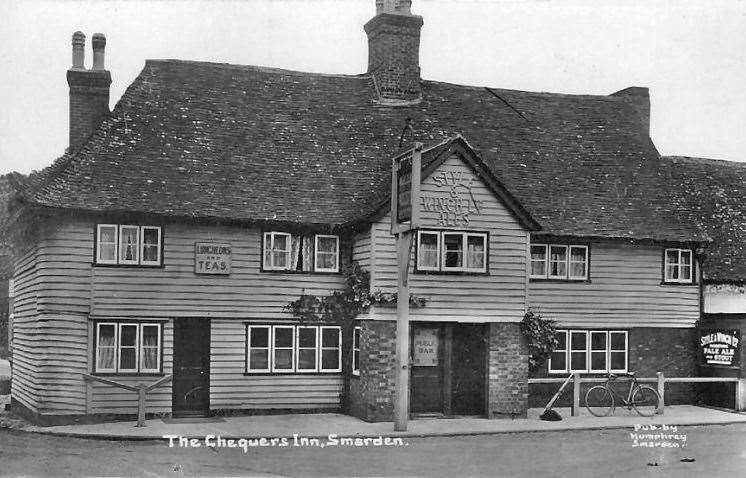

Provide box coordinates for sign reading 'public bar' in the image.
[699,329,741,367]
[195,242,232,275]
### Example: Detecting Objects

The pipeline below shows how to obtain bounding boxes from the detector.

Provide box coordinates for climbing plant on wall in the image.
[520,308,559,372]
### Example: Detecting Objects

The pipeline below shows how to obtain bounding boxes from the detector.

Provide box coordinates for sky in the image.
[1,0,745,174]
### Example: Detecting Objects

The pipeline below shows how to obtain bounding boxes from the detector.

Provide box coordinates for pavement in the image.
[19,405,746,441]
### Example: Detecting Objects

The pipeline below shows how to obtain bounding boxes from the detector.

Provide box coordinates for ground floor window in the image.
[245,324,341,374]
[94,322,162,374]
[548,329,627,374]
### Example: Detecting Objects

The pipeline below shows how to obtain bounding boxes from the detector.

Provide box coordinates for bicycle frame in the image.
[602,375,638,408]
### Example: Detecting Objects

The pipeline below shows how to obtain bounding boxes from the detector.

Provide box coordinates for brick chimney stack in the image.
[365,0,423,102]
[66,32,112,151]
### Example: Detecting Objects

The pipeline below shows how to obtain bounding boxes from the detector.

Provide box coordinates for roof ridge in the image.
[145,59,370,80]
[662,155,746,167]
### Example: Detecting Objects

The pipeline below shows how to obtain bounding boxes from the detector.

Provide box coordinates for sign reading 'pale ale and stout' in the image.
[194,242,232,275]
[412,328,439,367]
[699,329,741,367]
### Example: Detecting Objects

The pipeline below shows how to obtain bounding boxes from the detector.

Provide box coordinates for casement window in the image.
[272,325,295,372]
[664,248,693,283]
[95,224,162,266]
[94,322,162,374]
[548,329,628,374]
[245,324,342,374]
[262,232,339,273]
[247,325,271,373]
[315,235,340,273]
[416,230,487,273]
[352,326,361,376]
[530,243,588,280]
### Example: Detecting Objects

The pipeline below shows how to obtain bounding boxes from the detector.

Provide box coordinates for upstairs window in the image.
[530,243,588,280]
[664,248,693,283]
[416,230,487,273]
[96,224,162,266]
[262,232,339,273]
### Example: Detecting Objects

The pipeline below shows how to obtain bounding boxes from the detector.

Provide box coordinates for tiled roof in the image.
[661,156,746,282]
[22,59,706,242]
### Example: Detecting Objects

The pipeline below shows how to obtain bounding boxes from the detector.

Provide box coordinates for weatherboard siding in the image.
[210,320,342,410]
[31,218,346,319]
[529,242,699,328]
[368,154,529,323]
[10,247,42,413]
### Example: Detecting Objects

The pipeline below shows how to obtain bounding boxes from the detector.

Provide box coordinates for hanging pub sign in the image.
[412,328,439,367]
[699,329,741,368]
[195,242,232,275]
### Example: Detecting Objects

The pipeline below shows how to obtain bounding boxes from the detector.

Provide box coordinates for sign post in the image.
[391,142,422,432]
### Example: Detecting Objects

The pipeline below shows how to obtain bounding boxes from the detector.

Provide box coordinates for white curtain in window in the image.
[97,326,116,370]
[290,235,301,271]
[302,236,314,271]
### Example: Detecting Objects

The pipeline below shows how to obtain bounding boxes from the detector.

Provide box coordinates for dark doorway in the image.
[410,325,444,414]
[172,318,210,417]
[451,324,486,415]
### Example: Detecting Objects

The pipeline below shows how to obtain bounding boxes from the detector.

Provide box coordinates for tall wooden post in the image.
[394,231,414,431]
[391,142,421,432]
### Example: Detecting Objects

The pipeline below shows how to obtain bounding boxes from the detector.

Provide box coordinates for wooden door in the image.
[172,318,211,416]
[410,325,444,414]
[451,324,486,415]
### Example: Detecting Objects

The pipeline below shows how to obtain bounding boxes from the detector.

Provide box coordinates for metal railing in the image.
[529,372,744,416]
[83,373,173,427]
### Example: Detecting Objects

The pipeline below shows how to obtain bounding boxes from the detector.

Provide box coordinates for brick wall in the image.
[528,327,699,408]
[348,320,397,422]
[364,13,423,101]
[487,322,529,418]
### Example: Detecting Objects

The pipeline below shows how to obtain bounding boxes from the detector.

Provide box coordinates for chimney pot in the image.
[92,33,106,70]
[71,31,85,69]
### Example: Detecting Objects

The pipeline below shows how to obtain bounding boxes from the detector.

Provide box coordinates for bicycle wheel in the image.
[585,385,614,417]
[632,385,660,417]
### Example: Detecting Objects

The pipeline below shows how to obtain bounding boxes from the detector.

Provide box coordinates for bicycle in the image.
[585,372,660,417]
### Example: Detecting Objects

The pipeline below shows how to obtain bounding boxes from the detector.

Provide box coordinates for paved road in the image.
[1,423,745,477]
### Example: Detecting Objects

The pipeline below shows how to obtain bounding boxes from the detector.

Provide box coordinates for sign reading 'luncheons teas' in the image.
[195,242,232,275]
[699,329,741,367]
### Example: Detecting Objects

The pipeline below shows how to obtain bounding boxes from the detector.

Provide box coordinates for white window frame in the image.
[271,325,296,372]
[441,232,466,272]
[531,243,589,281]
[664,248,693,284]
[568,245,589,280]
[314,235,340,273]
[95,322,118,373]
[118,225,140,265]
[589,331,608,373]
[352,326,361,376]
[465,232,488,273]
[246,325,272,373]
[296,326,320,373]
[140,226,162,266]
[609,331,628,373]
[548,245,569,279]
[549,329,629,374]
[96,224,119,265]
[139,323,162,373]
[530,244,548,279]
[117,323,140,373]
[547,330,568,373]
[439,232,488,273]
[263,232,292,271]
[416,230,441,271]
[319,326,342,372]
